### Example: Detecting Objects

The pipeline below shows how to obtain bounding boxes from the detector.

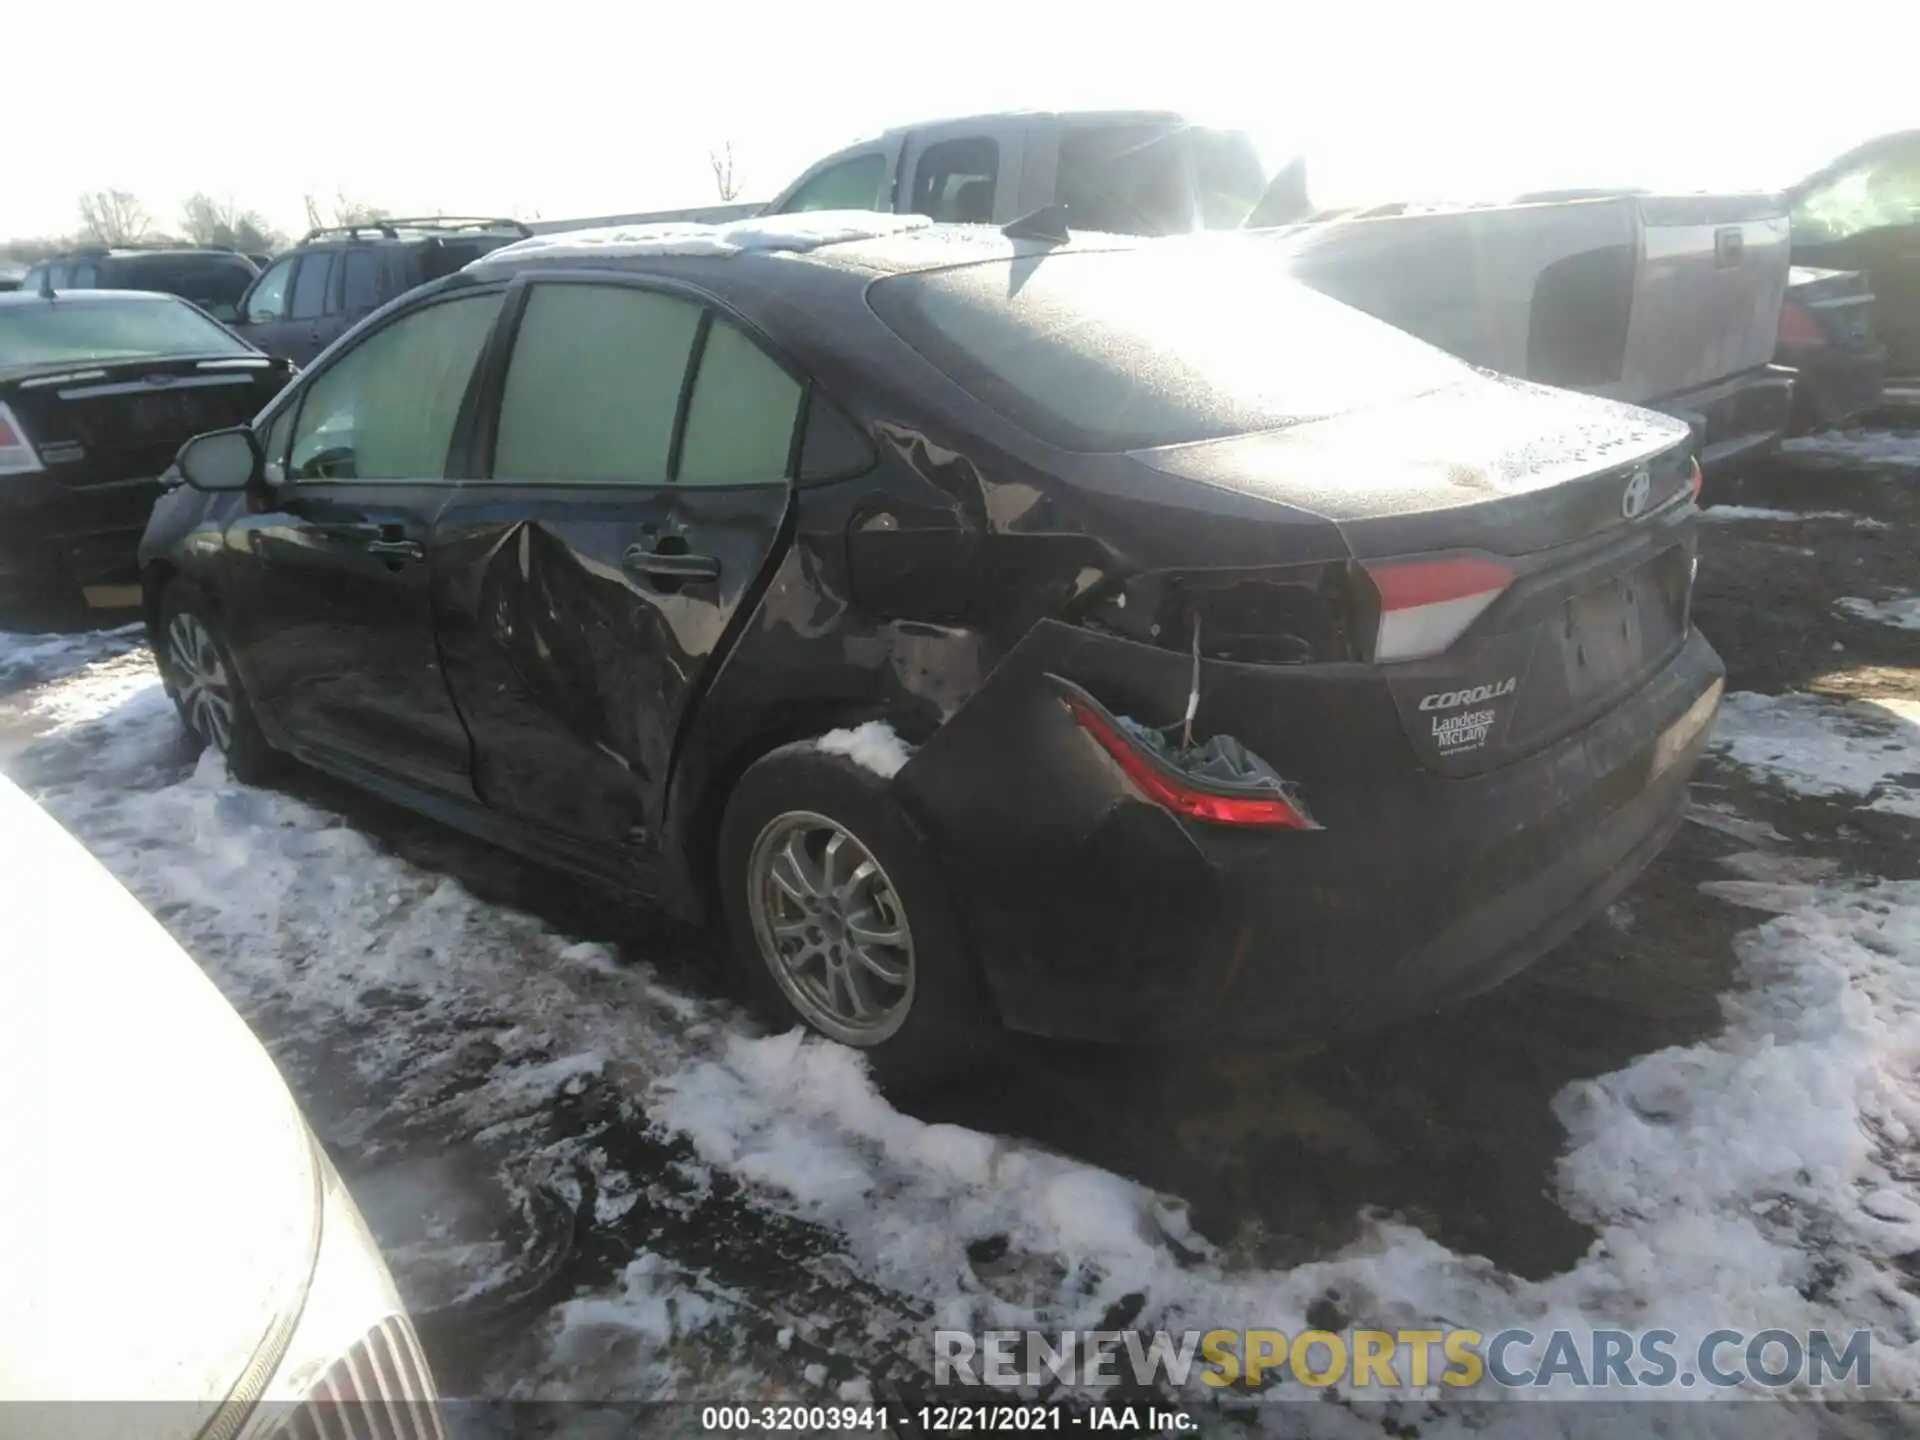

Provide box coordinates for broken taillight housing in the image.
[1059,683,1319,830]
[1074,562,1356,665]
[0,404,43,476]
[1354,553,1515,663]
[1776,299,1824,349]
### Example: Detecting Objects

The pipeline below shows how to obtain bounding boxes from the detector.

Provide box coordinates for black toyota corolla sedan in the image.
[142,212,1724,1084]
[0,288,294,603]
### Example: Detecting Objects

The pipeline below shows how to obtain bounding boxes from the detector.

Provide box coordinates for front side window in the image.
[246,258,295,324]
[1056,124,1193,236]
[1793,142,1920,244]
[493,284,701,484]
[287,292,502,481]
[909,138,999,224]
[778,153,887,214]
[0,295,253,366]
[290,253,334,321]
[678,320,802,485]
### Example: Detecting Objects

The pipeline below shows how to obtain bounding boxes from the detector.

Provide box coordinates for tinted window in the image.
[119,256,253,307]
[779,153,887,213]
[70,263,101,288]
[340,250,385,312]
[288,292,501,481]
[492,284,700,484]
[247,258,295,324]
[1193,129,1270,229]
[0,295,253,366]
[910,138,999,223]
[678,320,802,486]
[290,253,333,321]
[868,244,1468,452]
[1056,124,1192,236]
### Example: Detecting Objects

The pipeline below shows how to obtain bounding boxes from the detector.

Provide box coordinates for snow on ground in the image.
[1838,595,1920,631]
[1710,691,1920,820]
[6,628,1920,1429]
[1778,427,1920,470]
[1699,505,1882,527]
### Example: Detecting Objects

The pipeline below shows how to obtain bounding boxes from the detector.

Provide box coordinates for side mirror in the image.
[176,427,263,492]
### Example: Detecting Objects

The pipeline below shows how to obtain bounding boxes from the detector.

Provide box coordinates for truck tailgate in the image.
[1617,195,1790,403]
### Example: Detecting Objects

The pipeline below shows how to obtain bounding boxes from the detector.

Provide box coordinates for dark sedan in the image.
[142,215,1724,1085]
[0,288,294,603]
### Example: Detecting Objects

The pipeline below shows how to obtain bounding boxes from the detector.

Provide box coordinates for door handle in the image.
[366,538,425,561]
[622,545,720,582]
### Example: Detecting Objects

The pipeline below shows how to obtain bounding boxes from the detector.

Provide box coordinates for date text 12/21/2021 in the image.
[699,1404,1195,1433]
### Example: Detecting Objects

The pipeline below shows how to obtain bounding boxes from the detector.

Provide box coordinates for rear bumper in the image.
[1649,364,1795,477]
[1777,342,1889,433]
[0,471,157,587]
[896,622,1724,1044]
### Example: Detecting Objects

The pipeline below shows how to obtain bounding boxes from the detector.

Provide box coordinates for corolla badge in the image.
[1622,466,1653,519]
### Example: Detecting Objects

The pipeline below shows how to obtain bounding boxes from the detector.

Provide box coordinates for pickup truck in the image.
[758,109,1795,476]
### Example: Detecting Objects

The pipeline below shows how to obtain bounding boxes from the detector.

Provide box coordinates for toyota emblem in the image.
[1622,467,1652,519]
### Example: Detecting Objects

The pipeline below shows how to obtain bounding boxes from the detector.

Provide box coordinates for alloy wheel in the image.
[746,810,916,1045]
[166,612,237,754]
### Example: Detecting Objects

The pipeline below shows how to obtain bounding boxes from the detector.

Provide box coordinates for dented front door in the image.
[429,274,800,852]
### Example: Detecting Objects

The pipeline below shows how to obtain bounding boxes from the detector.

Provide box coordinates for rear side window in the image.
[288,292,501,481]
[247,257,295,323]
[492,284,701,483]
[290,253,333,320]
[910,138,999,224]
[1056,125,1192,236]
[340,250,385,312]
[70,262,101,288]
[778,153,887,213]
[678,320,802,485]
[119,256,253,307]
[867,244,1468,452]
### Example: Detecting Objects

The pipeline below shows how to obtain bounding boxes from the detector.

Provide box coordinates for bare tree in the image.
[77,190,153,246]
[709,141,742,202]
[300,189,392,234]
[179,193,284,254]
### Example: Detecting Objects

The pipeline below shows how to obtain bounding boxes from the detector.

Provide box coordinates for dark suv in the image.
[233,218,531,366]
[18,247,260,318]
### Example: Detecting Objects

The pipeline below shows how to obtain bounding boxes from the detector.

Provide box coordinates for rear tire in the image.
[155,578,282,784]
[718,743,996,1090]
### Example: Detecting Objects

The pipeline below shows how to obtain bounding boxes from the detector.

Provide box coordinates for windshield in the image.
[867,242,1469,452]
[0,296,252,367]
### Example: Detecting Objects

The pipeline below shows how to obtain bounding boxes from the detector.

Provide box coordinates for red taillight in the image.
[1688,457,1703,501]
[1777,299,1824,348]
[1359,554,1515,662]
[1063,694,1317,830]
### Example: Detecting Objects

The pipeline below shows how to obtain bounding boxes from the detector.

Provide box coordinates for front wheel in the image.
[718,744,995,1089]
[155,579,281,783]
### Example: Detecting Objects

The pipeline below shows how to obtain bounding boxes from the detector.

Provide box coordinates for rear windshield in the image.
[0,296,253,367]
[866,243,1469,452]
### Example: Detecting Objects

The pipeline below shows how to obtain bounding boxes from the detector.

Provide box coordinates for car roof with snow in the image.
[461,211,1144,286]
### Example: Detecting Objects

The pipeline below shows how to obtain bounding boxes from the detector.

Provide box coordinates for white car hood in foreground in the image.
[0,775,316,1435]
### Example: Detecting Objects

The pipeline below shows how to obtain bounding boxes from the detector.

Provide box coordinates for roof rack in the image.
[297,216,534,245]
[61,242,246,257]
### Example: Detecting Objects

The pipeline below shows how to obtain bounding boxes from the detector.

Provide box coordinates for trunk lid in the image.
[1131,377,1700,776]
[3,353,290,487]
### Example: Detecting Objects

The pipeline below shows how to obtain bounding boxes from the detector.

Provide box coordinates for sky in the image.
[9,1,1915,242]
